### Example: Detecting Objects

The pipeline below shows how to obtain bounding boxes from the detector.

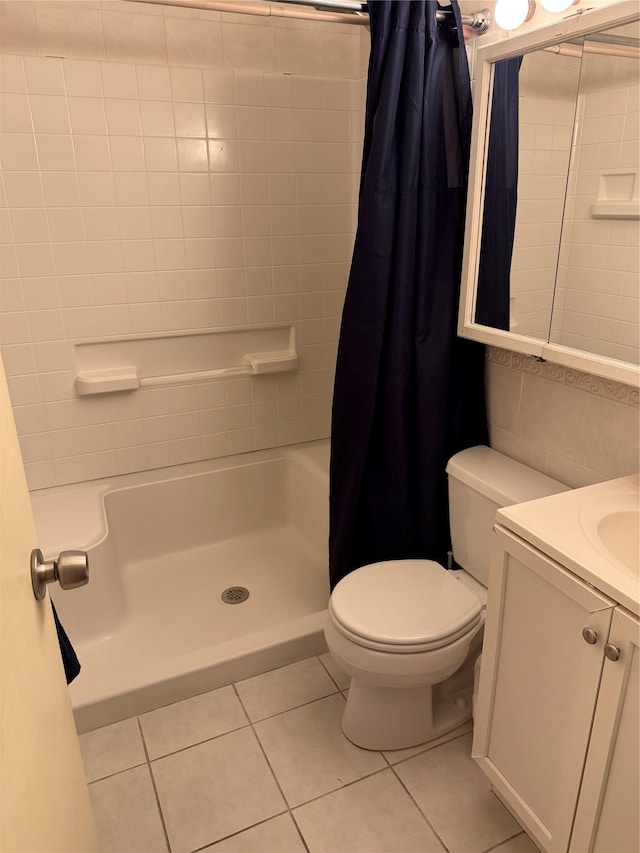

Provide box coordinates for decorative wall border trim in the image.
[484,347,513,368]
[486,347,640,406]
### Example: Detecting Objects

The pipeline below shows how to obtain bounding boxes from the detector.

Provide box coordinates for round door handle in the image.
[604,643,621,662]
[31,548,89,601]
[582,627,598,645]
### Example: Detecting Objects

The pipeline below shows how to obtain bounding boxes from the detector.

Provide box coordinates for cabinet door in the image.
[472,527,615,853]
[570,607,639,853]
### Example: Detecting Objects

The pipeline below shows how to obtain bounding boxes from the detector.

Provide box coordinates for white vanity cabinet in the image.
[472,524,639,853]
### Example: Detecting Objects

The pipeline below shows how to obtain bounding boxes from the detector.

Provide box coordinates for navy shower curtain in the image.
[329,0,488,589]
[475,57,521,330]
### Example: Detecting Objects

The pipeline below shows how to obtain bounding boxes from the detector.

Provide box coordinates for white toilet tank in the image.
[446,446,569,587]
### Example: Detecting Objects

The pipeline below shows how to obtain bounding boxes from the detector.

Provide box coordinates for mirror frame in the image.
[459,0,640,388]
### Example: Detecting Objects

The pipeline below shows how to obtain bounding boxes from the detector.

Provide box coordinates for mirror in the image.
[459,1,640,387]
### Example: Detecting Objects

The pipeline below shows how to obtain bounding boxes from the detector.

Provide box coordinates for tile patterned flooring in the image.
[80,654,539,853]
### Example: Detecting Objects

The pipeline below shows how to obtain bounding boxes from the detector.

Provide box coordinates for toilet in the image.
[325,445,569,751]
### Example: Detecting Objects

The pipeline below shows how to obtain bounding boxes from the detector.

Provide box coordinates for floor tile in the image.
[235,657,338,722]
[394,733,522,853]
[382,721,473,764]
[254,693,386,807]
[89,765,167,853]
[492,832,541,852]
[202,814,306,852]
[293,769,446,853]
[318,651,350,690]
[151,726,286,853]
[79,717,147,783]
[139,684,248,759]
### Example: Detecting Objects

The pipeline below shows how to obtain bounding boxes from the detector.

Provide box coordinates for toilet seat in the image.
[329,560,483,654]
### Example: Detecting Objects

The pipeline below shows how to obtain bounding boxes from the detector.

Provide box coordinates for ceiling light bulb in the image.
[540,0,577,11]
[495,0,535,30]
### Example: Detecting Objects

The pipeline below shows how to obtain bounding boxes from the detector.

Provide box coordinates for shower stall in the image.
[0,0,487,727]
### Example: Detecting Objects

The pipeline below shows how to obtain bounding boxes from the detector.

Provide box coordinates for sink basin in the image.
[581,490,640,576]
[500,474,639,615]
[597,510,639,575]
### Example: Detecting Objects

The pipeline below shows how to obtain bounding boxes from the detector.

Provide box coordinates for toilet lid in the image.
[330,560,482,648]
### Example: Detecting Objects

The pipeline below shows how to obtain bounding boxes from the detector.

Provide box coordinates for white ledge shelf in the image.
[591,169,639,219]
[591,201,639,220]
[73,326,298,396]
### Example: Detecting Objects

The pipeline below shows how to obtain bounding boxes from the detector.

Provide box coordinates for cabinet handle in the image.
[604,643,621,662]
[582,627,598,645]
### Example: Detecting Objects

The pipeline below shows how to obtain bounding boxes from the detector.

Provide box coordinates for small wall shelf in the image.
[591,169,639,220]
[73,325,298,396]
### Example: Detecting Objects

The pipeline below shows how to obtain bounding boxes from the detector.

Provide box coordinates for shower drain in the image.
[221,586,250,604]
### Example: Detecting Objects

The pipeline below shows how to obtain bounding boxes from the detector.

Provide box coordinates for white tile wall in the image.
[551,51,640,365]
[4,1,634,500]
[510,51,581,339]
[0,2,366,489]
[486,347,639,487]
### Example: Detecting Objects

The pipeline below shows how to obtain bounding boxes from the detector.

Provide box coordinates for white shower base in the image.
[30,441,330,733]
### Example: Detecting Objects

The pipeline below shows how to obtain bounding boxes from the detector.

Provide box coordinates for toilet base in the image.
[341,679,473,751]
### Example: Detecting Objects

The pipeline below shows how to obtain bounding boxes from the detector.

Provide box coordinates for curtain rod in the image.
[545,41,640,59]
[273,0,491,29]
[127,0,493,32]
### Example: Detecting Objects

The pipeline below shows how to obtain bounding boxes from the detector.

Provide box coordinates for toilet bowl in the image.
[326,559,484,750]
[325,445,570,752]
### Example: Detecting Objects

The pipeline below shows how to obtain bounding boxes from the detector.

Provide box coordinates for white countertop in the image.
[496,474,640,617]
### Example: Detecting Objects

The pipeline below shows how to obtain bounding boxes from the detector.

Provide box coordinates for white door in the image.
[0,357,98,852]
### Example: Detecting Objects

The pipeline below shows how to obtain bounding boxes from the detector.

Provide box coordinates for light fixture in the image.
[540,0,578,11]
[494,0,536,30]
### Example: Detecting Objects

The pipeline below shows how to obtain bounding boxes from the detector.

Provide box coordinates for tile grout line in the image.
[389,763,453,853]
[187,811,292,853]
[85,720,253,782]
[136,716,173,853]
[383,725,475,770]
[85,758,148,785]
[289,764,391,810]
[483,830,529,852]
[242,686,343,727]
[288,809,312,853]
[316,651,348,692]
[231,681,311,852]
[231,682,290,809]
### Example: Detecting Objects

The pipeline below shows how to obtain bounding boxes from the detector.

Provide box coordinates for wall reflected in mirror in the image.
[475,24,640,366]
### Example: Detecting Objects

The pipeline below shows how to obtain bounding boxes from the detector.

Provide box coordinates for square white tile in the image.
[254,694,386,807]
[79,717,146,783]
[139,684,248,759]
[394,733,522,853]
[202,814,306,852]
[89,765,168,853]
[151,727,286,853]
[235,657,338,722]
[293,769,446,853]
